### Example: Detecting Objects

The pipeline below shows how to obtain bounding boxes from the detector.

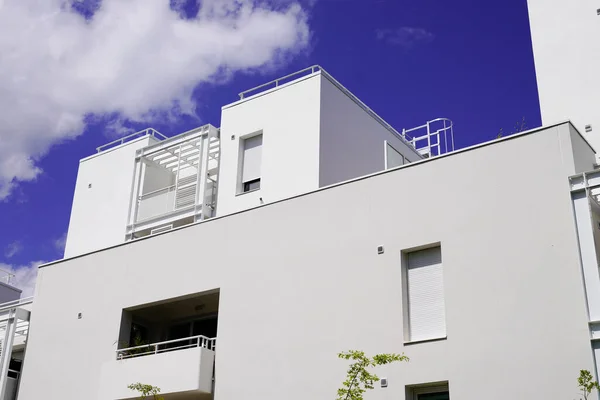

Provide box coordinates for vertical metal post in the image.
[173,144,183,211]
[128,158,145,238]
[0,310,17,400]
[193,136,205,222]
[426,121,432,157]
[198,135,211,220]
[443,120,448,154]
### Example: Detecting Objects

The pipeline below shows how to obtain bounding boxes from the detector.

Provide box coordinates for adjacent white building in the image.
[527,0,600,153]
[8,65,600,400]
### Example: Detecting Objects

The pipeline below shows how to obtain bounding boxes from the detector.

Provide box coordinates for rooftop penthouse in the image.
[64,66,454,257]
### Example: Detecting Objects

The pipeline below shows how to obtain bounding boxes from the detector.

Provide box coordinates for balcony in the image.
[100,335,215,399]
[101,291,219,399]
[126,124,220,239]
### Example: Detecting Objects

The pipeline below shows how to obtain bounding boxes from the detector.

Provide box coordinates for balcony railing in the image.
[136,186,177,222]
[116,335,216,360]
[96,128,168,153]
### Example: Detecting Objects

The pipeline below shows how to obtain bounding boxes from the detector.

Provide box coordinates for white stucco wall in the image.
[64,137,156,258]
[528,0,600,152]
[19,123,596,400]
[217,74,322,216]
[99,347,214,399]
[318,74,421,187]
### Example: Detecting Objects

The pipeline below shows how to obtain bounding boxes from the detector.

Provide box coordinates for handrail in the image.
[116,335,216,360]
[236,64,422,156]
[0,297,33,313]
[239,65,321,99]
[402,118,453,136]
[0,269,15,285]
[401,118,455,157]
[97,128,168,153]
[139,185,176,199]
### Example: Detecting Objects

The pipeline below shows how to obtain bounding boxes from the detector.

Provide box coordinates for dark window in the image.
[8,358,22,378]
[243,178,261,193]
[418,392,449,400]
[129,323,148,346]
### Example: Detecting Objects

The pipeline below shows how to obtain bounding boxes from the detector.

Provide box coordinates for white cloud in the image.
[0,0,310,199]
[4,241,23,258]
[53,232,68,257]
[0,261,43,298]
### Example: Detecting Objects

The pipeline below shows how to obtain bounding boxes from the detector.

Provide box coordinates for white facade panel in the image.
[19,123,597,400]
[318,74,420,187]
[99,347,214,399]
[528,0,600,153]
[64,137,156,257]
[407,247,446,342]
[217,75,322,215]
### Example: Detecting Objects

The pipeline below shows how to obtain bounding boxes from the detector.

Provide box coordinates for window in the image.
[403,245,446,342]
[240,133,263,193]
[243,178,261,193]
[385,141,405,169]
[409,384,450,400]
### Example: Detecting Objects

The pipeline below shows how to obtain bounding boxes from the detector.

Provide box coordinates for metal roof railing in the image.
[239,65,321,100]
[0,270,15,286]
[96,128,168,153]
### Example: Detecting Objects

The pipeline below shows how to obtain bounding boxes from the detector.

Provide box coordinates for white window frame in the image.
[237,131,263,194]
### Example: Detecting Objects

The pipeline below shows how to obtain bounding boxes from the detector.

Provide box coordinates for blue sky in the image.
[0,0,540,293]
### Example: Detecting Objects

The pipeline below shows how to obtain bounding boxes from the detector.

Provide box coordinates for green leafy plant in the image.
[578,369,600,400]
[116,332,152,358]
[128,382,164,400]
[337,350,408,400]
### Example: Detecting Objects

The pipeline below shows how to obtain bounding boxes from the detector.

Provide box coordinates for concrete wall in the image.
[217,74,322,215]
[19,123,596,400]
[64,137,156,258]
[318,74,420,187]
[98,347,214,399]
[528,0,600,152]
[569,125,596,174]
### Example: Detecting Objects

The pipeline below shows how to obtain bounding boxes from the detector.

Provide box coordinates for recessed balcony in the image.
[100,336,215,400]
[100,290,219,399]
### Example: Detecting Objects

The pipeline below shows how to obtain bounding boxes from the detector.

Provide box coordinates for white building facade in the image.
[527,0,600,153]
[11,67,600,400]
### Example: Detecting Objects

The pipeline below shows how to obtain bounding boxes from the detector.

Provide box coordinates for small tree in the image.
[337,350,408,400]
[128,383,164,400]
[578,370,600,400]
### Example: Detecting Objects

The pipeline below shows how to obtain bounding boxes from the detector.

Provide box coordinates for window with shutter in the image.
[241,134,262,192]
[405,246,446,342]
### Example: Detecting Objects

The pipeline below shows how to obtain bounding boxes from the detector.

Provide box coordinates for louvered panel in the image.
[175,185,196,209]
[407,246,446,342]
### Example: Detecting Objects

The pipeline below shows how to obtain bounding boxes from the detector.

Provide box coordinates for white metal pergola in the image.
[126,124,220,239]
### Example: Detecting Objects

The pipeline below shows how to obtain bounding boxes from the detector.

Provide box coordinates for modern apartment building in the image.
[0,272,31,400]
[7,65,600,400]
[527,0,600,153]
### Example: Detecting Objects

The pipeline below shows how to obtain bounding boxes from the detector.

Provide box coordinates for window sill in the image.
[235,188,261,197]
[404,336,447,346]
